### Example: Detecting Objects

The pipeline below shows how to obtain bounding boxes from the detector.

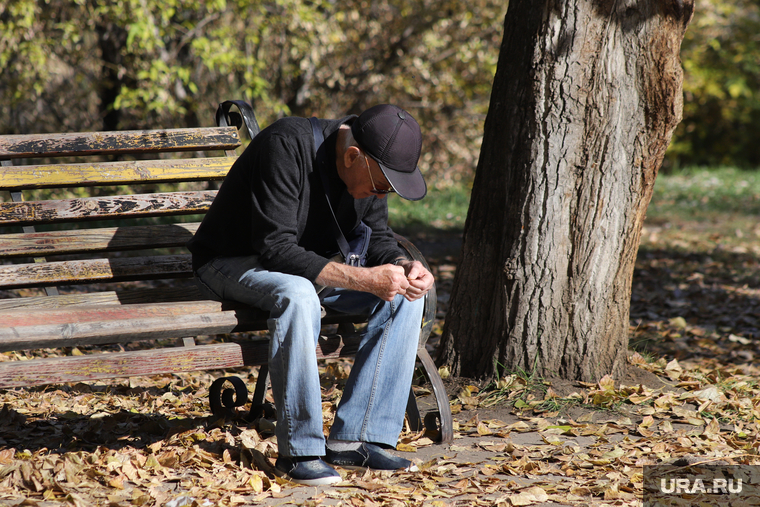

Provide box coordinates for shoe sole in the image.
[273,466,342,486]
[286,475,342,486]
[326,463,419,472]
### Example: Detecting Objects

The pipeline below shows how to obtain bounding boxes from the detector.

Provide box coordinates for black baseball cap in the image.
[351,104,427,201]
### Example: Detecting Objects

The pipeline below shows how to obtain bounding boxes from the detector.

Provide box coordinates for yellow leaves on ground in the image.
[4,334,760,507]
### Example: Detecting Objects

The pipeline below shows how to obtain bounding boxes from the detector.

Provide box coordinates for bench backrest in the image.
[0,117,252,302]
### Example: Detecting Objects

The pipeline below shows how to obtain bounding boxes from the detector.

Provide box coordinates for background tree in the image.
[667,0,760,168]
[0,0,503,185]
[438,0,695,382]
[1,0,756,178]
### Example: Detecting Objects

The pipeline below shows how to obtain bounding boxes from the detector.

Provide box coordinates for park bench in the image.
[0,101,453,443]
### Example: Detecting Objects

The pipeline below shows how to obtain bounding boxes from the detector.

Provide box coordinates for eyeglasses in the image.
[364,153,394,195]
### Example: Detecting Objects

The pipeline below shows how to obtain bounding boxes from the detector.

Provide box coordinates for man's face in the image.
[363,153,394,199]
[343,149,394,200]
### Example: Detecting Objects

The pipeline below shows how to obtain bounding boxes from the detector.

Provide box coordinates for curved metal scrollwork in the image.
[209,376,249,418]
[215,100,261,140]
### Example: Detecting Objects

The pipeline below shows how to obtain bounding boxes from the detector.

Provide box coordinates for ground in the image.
[3,223,760,506]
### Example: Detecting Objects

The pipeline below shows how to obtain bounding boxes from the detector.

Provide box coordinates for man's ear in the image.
[343,146,362,168]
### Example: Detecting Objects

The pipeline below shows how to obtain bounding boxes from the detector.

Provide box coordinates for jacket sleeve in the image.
[249,132,330,281]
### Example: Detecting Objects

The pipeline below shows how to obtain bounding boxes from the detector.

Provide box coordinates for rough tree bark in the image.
[439,0,695,382]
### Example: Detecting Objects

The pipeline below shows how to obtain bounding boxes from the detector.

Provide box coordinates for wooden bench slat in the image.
[0,157,232,190]
[0,191,216,226]
[0,223,200,258]
[0,343,248,388]
[0,255,192,289]
[0,287,202,310]
[0,302,369,352]
[0,335,361,389]
[0,310,261,351]
[0,301,237,326]
[0,127,240,160]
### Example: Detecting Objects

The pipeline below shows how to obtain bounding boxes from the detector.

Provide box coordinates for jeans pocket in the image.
[194,262,224,301]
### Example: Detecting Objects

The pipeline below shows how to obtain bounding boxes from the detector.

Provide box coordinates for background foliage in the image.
[0,0,757,183]
[0,0,502,188]
[666,0,760,169]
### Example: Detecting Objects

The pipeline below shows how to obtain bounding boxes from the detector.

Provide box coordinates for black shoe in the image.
[274,457,341,486]
[324,443,418,471]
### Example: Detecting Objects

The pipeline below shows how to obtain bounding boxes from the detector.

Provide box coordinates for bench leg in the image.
[406,388,424,432]
[247,364,276,420]
[412,347,454,443]
[208,347,453,443]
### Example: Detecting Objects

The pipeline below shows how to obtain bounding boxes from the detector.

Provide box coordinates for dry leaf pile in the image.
[3,342,760,507]
[3,226,760,505]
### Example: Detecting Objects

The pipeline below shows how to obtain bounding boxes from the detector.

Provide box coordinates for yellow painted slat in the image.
[0,223,200,257]
[0,127,240,159]
[0,191,216,226]
[1,157,233,190]
[0,287,203,310]
[0,255,192,289]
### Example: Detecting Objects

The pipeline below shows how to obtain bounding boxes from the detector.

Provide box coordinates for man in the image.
[188,104,435,485]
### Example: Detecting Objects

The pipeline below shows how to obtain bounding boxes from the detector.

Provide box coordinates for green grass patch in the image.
[387,166,760,235]
[387,184,471,233]
[649,166,760,221]
[643,166,760,254]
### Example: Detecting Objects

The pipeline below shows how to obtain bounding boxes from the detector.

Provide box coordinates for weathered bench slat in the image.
[0,310,264,351]
[0,223,200,258]
[1,158,232,190]
[0,127,240,159]
[0,303,370,352]
[0,255,192,289]
[0,335,361,389]
[0,191,215,226]
[0,300,240,326]
[0,343,247,389]
[0,287,202,310]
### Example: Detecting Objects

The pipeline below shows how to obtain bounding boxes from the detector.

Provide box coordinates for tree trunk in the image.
[439,0,694,382]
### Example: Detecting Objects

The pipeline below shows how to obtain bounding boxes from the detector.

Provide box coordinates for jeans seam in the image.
[195,276,220,300]
[269,299,296,456]
[359,297,395,441]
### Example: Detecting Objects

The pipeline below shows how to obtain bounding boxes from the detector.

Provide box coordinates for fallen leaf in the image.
[506,421,531,432]
[509,486,549,506]
[692,385,722,402]
[728,334,751,345]
[665,359,683,380]
[477,422,493,435]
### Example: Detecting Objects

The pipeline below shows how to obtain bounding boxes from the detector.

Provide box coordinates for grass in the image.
[641,166,760,258]
[649,166,760,220]
[387,184,471,233]
[388,165,760,236]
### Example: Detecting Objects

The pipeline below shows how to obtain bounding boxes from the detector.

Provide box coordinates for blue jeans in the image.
[195,256,423,457]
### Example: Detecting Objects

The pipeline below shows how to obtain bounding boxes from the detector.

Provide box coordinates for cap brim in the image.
[378,163,427,201]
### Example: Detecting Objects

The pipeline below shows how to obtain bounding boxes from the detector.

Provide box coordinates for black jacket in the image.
[187,115,405,281]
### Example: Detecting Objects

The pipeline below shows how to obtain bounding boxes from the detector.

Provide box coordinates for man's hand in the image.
[315,260,433,302]
[364,264,411,301]
[395,260,434,301]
